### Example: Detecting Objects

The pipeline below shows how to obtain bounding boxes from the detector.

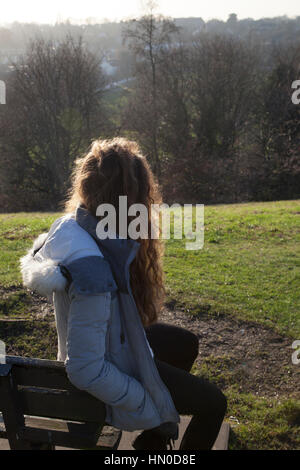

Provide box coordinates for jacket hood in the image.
[75,205,140,293]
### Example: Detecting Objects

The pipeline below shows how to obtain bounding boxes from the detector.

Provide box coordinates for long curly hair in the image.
[65,137,164,326]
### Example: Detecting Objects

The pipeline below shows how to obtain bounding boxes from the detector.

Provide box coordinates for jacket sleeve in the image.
[63,256,147,412]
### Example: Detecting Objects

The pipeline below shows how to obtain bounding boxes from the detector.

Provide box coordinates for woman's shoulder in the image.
[40,214,116,297]
[20,214,105,298]
[37,214,103,264]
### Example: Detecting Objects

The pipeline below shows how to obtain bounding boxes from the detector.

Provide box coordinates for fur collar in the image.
[20,232,67,298]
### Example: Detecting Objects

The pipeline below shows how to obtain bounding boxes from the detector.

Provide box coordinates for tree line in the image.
[0,11,300,211]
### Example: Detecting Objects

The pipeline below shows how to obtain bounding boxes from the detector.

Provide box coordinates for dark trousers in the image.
[144,322,227,450]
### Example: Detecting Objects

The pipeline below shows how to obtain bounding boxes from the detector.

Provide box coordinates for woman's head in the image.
[65,137,164,326]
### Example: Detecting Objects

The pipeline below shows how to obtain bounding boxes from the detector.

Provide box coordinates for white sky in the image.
[1,0,300,25]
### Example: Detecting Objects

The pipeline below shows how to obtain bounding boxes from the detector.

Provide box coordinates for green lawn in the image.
[1,200,299,337]
[165,200,300,338]
[0,212,59,287]
[0,200,299,450]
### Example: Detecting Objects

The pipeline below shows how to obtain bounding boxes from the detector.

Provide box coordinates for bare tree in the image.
[252,43,300,199]
[122,1,180,177]
[190,34,259,158]
[0,35,106,210]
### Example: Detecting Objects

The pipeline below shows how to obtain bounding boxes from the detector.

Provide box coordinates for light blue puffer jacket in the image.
[20,205,180,432]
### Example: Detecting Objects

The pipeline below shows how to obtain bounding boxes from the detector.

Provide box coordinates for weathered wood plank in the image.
[0,356,120,450]
[12,366,75,391]
[1,413,121,450]
[6,355,64,370]
[18,388,106,423]
[1,412,121,449]
[20,426,99,449]
[21,426,121,450]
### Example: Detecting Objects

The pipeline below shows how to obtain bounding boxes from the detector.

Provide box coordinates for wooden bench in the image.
[0,355,122,450]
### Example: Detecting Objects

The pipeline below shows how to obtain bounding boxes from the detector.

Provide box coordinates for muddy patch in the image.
[159,307,300,399]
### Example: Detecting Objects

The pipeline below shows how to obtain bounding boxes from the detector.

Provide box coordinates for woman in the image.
[20,137,227,450]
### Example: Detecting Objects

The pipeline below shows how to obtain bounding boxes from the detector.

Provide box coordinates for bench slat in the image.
[1,414,121,450]
[12,365,75,391]
[0,356,119,449]
[20,426,121,450]
[18,388,106,423]
[6,356,64,370]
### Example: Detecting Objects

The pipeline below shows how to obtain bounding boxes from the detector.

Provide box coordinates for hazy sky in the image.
[1,0,300,25]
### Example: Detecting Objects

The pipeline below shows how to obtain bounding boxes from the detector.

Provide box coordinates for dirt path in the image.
[159,307,300,399]
[1,286,299,399]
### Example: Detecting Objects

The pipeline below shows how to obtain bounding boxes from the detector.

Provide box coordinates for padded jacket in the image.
[20,205,180,432]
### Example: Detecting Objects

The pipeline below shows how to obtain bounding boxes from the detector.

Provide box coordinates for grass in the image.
[1,201,299,338]
[0,212,59,287]
[190,359,300,449]
[0,200,299,450]
[164,200,300,338]
[0,289,31,317]
[0,319,58,359]
[226,388,300,450]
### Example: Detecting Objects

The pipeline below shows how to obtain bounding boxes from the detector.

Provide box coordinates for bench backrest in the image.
[0,355,106,423]
[0,355,107,449]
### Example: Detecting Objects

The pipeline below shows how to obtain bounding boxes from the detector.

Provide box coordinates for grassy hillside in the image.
[0,200,299,450]
[1,200,299,336]
[165,200,300,338]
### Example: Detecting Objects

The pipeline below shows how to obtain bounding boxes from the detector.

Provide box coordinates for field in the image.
[0,200,299,449]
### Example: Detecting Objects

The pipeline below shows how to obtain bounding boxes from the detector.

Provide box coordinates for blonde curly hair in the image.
[65,137,164,326]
